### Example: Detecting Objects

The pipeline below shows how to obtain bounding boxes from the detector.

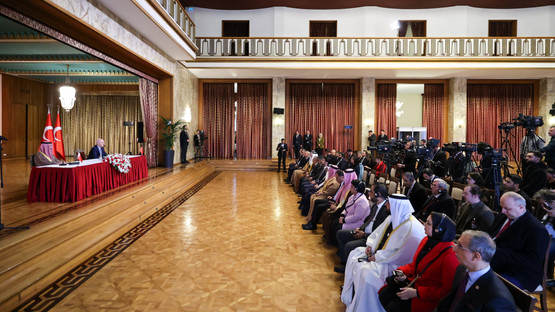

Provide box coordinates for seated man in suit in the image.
[334,183,390,273]
[402,171,428,214]
[455,184,494,234]
[533,189,555,287]
[490,191,550,291]
[88,138,108,159]
[416,178,456,222]
[436,230,516,311]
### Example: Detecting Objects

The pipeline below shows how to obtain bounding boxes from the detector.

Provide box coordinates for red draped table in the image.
[27,155,148,203]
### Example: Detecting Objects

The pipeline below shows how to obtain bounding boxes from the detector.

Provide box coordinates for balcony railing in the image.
[195,37,555,58]
[153,0,196,43]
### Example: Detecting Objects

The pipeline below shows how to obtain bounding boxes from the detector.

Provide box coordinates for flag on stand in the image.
[53,109,65,161]
[77,152,83,162]
[40,109,54,149]
[139,146,143,155]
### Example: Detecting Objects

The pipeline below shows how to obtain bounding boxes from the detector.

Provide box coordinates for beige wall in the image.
[173,64,199,163]
[396,93,423,128]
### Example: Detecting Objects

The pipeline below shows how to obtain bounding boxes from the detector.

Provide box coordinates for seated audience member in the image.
[32,142,62,166]
[436,230,516,312]
[455,184,494,234]
[301,169,342,222]
[402,172,428,214]
[532,189,555,287]
[298,164,337,211]
[353,156,364,180]
[285,149,309,182]
[373,155,387,175]
[379,213,459,312]
[341,194,425,312]
[521,151,548,198]
[335,183,390,272]
[330,180,370,237]
[88,138,108,159]
[416,179,456,222]
[291,152,315,189]
[420,168,436,189]
[502,174,532,211]
[466,172,492,206]
[296,156,325,193]
[490,192,550,291]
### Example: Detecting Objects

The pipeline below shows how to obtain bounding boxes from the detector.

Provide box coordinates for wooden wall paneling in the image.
[11,103,27,158]
[27,104,39,157]
[11,77,30,105]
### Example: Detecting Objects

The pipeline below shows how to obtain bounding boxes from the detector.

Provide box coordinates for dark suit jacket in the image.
[432,150,447,177]
[368,133,377,147]
[417,192,456,221]
[362,204,390,238]
[303,134,313,150]
[436,266,515,312]
[293,134,303,147]
[455,201,494,234]
[276,143,288,157]
[377,134,388,142]
[88,145,107,159]
[490,211,550,291]
[521,161,548,198]
[402,151,418,174]
[404,181,428,214]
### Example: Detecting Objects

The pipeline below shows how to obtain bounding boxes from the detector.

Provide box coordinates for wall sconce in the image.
[364,119,374,129]
[274,115,284,126]
[183,106,192,123]
[549,116,555,126]
[455,119,464,128]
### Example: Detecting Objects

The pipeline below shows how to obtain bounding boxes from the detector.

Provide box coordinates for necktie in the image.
[495,219,513,239]
[367,204,379,223]
[448,272,469,312]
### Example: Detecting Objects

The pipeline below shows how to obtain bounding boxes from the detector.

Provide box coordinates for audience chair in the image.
[388,180,398,195]
[368,172,376,186]
[451,186,464,207]
[530,237,551,312]
[362,170,368,183]
[389,167,396,180]
[377,176,386,184]
[450,182,467,196]
[497,273,537,312]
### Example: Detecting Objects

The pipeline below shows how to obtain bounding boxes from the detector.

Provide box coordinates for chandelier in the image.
[59,64,76,111]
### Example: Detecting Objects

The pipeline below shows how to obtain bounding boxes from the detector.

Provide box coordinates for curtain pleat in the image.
[423,84,445,142]
[202,83,235,158]
[376,84,397,140]
[139,78,158,167]
[467,84,534,157]
[61,94,142,158]
[286,83,355,153]
[236,83,268,159]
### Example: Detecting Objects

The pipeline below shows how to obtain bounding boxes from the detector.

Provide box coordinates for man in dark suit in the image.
[377,129,388,143]
[401,172,428,214]
[286,150,310,182]
[416,178,456,221]
[88,138,108,159]
[431,143,447,178]
[276,138,288,173]
[303,130,313,151]
[179,125,190,164]
[367,130,377,148]
[455,184,494,234]
[436,230,516,312]
[293,130,302,159]
[334,183,390,272]
[193,130,201,158]
[489,191,550,291]
[521,151,547,198]
[397,141,417,175]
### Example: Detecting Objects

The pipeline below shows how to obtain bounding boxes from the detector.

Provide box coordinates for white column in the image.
[360,77,376,150]
[539,78,555,138]
[272,77,286,158]
[448,77,467,143]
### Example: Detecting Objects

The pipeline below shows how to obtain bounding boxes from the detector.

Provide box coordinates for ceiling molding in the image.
[179,0,555,10]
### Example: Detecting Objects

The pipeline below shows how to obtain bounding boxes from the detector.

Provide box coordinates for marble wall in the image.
[448,77,467,143]
[360,78,376,151]
[539,78,555,139]
[173,63,199,163]
[272,77,286,158]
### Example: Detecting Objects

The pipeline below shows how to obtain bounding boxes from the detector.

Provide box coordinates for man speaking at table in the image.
[88,138,108,159]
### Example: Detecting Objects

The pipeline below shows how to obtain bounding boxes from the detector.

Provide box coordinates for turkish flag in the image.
[77,152,83,162]
[40,110,54,147]
[139,146,143,155]
[53,110,65,161]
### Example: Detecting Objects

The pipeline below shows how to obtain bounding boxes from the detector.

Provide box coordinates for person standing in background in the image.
[316,133,325,156]
[276,138,288,173]
[179,125,189,164]
[293,130,302,159]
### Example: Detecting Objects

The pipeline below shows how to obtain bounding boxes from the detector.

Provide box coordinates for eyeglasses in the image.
[454,240,475,252]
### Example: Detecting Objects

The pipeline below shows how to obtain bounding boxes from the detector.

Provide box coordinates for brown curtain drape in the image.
[202,83,235,158]
[376,84,397,140]
[467,84,534,157]
[61,94,142,158]
[489,21,515,37]
[423,84,445,142]
[236,83,269,159]
[139,78,158,167]
[286,83,355,153]
[399,21,426,37]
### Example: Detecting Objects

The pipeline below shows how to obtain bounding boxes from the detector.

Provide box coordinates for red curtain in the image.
[423,84,445,142]
[202,83,235,158]
[236,83,269,159]
[139,78,158,168]
[286,83,355,152]
[376,84,397,140]
[467,84,534,157]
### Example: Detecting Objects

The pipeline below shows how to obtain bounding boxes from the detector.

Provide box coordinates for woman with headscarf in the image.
[379,212,459,312]
[32,142,61,166]
[341,194,426,312]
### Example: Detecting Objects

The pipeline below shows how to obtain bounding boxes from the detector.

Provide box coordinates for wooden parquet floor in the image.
[48,171,346,311]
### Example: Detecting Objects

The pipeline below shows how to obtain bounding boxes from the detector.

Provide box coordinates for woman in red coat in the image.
[379,212,459,312]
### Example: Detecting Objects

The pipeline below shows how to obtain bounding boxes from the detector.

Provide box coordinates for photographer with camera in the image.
[520,131,545,173]
[397,142,417,175]
[430,141,447,178]
[540,126,555,170]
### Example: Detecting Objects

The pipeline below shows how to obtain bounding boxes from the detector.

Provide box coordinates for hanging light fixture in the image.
[59,64,76,111]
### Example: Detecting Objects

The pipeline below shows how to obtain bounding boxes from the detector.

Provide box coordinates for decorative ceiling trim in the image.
[0,4,158,84]
[179,0,555,10]
[0,54,100,62]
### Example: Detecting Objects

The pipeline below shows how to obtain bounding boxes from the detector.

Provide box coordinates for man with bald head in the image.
[489,191,549,291]
[88,138,108,159]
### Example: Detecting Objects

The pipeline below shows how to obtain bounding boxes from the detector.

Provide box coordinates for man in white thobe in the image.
[341,193,426,312]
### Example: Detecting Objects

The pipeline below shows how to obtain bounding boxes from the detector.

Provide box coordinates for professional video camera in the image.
[426,138,440,148]
[498,122,517,131]
[442,142,460,155]
[482,146,506,161]
[513,113,544,129]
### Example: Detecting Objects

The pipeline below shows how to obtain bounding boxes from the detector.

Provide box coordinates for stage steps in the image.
[207,159,285,171]
[0,162,216,311]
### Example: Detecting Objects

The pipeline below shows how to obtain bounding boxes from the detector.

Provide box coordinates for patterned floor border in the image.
[13,170,221,312]
[0,163,190,238]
